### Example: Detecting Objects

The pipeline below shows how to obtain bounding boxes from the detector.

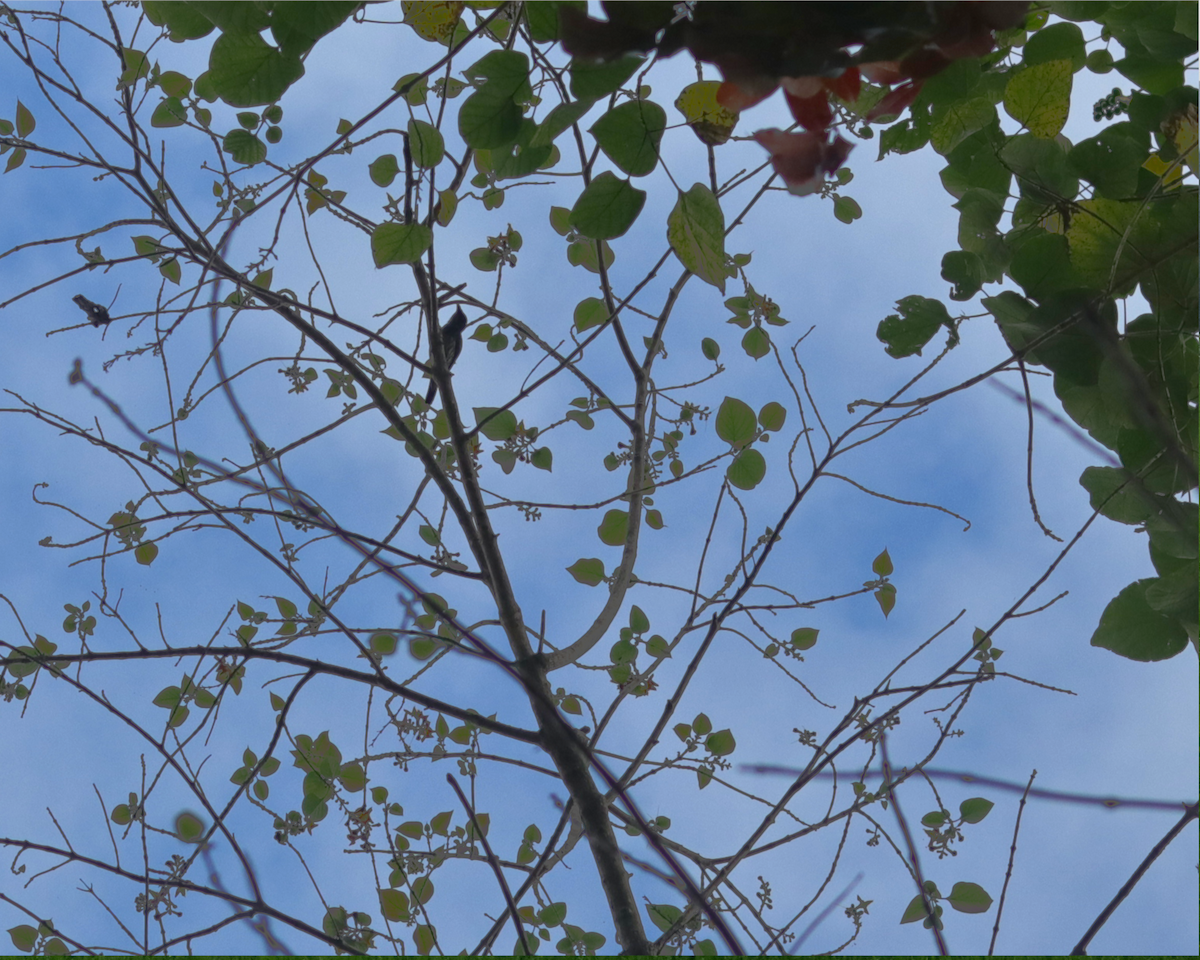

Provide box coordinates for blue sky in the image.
[0,4,1196,956]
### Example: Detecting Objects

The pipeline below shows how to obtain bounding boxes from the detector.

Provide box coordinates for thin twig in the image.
[881,734,948,955]
[989,769,1036,955]
[1069,801,1199,956]
[446,774,533,957]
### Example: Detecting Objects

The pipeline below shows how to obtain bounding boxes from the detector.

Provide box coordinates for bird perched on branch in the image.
[72,294,112,326]
[425,307,468,404]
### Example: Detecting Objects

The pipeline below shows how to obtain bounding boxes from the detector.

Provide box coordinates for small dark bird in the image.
[425,307,468,404]
[72,294,112,326]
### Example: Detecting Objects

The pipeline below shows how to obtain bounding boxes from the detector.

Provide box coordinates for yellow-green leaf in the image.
[667,183,726,292]
[1003,60,1072,139]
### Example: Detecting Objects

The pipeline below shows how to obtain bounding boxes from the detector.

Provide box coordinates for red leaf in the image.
[717,76,778,112]
[782,88,833,132]
[860,61,905,85]
[867,81,923,121]
[821,135,853,174]
[753,129,853,196]
[898,46,951,80]
[824,66,860,102]
[780,76,824,99]
[754,128,822,193]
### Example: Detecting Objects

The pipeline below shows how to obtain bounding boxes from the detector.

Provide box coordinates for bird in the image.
[72,294,112,326]
[424,307,468,404]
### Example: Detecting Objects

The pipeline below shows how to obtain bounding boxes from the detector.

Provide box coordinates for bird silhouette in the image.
[425,307,468,404]
[72,294,112,326]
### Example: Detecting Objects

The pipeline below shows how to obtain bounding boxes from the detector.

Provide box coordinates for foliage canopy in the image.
[0,1,1196,956]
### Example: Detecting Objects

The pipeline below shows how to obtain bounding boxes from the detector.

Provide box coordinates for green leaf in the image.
[459,50,530,149]
[1086,49,1115,74]
[566,237,616,273]
[370,632,397,655]
[877,295,953,358]
[1115,51,1184,96]
[1064,198,1141,294]
[175,811,205,843]
[567,557,605,586]
[590,100,666,177]
[159,258,181,284]
[405,118,444,169]
[791,627,818,650]
[549,205,572,236]
[629,605,649,633]
[118,49,151,89]
[208,30,305,107]
[832,194,863,223]
[144,1,216,41]
[540,901,568,926]
[715,396,756,448]
[1090,579,1189,661]
[531,446,553,471]
[999,134,1078,202]
[531,98,594,147]
[134,541,159,565]
[875,583,896,618]
[371,223,433,267]
[597,510,629,546]
[947,881,993,914]
[940,125,1012,199]
[1003,60,1072,139]
[931,98,996,155]
[151,97,188,128]
[569,171,646,240]
[154,685,181,709]
[647,902,682,933]
[953,187,1006,262]
[1067,123,1149,199]
[9,924,38,953]
[727,448,766,490]
[941,250,986,301]
[574,297,609,331]
[878,117,930,160]
[741,326,770,359]
[667,183,726,292]
[705,729,736,757]
[436,188,457,226]
[701,337,720,360]
[470,247,501,272]
[222,129,268,165]
[646,634,671,658]
[1008,232,1077,301]
[369,153,399,187]
[872,549,893,576]
[268,1,359,59]
[758,401,786,431]
[959,797,994,823]
[900,894,935,924]
[473,407,518,441]
[339,762,367,791]
[1023,21,1087,72]
[1079,466,1161,524]
[569,55,642,101]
